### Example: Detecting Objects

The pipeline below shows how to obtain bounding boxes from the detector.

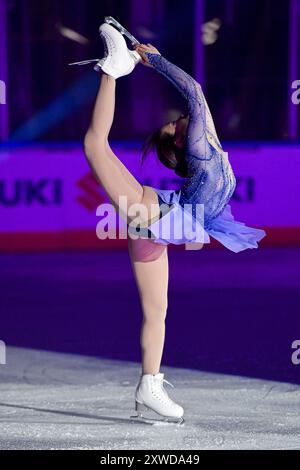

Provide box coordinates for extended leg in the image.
[84,74,160,225]
[128,238,169,375]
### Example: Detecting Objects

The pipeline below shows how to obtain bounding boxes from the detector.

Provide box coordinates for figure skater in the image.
[80,20,266,424]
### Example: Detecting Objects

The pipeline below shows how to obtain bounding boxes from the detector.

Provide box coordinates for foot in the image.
[94,23,141,78]
[135,372,184,421]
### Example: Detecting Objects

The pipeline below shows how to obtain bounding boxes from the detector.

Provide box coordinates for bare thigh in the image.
[102,145,160,226]
[140,185,161,226]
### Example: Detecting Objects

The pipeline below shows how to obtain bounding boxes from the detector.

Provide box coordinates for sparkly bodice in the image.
[145,52,236,228]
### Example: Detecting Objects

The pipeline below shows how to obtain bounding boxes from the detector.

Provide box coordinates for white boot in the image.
[94,23,141,78]
[134,372,184,423]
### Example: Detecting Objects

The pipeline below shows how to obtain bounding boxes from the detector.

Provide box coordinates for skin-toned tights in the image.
[84,74,169,375]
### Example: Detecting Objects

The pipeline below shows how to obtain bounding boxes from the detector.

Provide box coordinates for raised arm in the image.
[143,51,222,160]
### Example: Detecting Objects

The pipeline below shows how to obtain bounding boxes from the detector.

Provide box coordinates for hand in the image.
[133,43,161,67]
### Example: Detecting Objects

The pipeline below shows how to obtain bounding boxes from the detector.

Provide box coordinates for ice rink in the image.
[0,347,299,450]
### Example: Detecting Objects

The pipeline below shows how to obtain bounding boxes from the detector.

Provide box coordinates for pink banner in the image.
[0,143,299,248]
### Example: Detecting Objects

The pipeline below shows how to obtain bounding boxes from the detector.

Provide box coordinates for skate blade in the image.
[68,59,99,66]
[131,402,185,426]
[130,413,185,426]
[104,16,140,46]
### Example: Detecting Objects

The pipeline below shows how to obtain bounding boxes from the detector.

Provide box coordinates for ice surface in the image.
[0,347,299,450]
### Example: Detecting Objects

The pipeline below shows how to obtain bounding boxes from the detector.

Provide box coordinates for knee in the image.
[142,300,168,324]
[83,131,96,161]
[83,131,107,161]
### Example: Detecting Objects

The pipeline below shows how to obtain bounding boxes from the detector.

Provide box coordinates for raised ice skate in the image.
[69,17,141,77]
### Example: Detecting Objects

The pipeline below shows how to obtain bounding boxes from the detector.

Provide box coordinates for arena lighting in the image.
[56,23,90,45]
[10,72,98,141]
[0,80,5,105]
[0,0,8,140]
[135,26,157,41]
[201,17,222,45]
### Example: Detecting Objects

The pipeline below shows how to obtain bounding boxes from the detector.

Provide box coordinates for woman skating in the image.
[81,20,266,423]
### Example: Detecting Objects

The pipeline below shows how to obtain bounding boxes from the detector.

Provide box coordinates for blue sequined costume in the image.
[144,53,266,252]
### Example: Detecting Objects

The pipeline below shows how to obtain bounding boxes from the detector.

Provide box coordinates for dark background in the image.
[1,0,299,385]
[7,0,289,142]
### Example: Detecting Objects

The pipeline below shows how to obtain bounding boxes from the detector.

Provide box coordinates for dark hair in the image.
[141,128,188,178]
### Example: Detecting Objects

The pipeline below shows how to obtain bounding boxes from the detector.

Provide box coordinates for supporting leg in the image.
[128,239,169,375]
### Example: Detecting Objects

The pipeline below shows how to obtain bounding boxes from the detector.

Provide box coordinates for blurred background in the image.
[0,0,299,383]
[1,0,291,141]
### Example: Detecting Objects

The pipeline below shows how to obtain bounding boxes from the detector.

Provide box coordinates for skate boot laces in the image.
[151,376,177,406]
[162,378,174,388]
[100,30,117,55]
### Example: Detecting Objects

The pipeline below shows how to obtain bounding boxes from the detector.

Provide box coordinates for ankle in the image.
[101,72,116,83]
[141,370,160,377]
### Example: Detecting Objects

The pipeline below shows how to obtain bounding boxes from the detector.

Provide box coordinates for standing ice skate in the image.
[78,18,266,424]
[133,373,184,424]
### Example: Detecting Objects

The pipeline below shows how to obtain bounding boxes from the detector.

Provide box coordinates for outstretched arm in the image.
[135,44,222,160]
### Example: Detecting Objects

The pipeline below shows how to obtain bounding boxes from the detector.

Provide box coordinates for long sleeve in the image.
[145,52,222,161]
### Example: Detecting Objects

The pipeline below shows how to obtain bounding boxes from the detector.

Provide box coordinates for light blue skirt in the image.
[147,187,266,253]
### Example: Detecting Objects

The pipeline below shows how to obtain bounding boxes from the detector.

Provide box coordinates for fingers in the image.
[133,43,158,66]
[135,46,149,57]
[136,43,160,55]
[135,44,151,50]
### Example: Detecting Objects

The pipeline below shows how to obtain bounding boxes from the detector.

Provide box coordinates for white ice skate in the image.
[94,23,141,78]
[69,17,141,78]
[131,372,185,425]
